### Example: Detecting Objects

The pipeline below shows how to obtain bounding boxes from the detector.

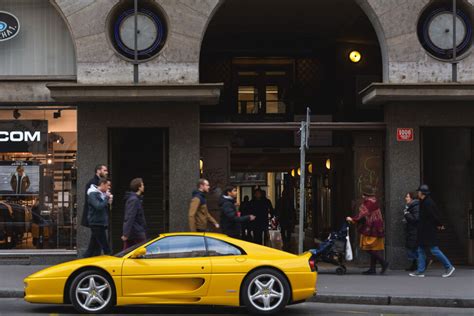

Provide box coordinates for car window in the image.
[206,237,243,256]
[145,236,206,259]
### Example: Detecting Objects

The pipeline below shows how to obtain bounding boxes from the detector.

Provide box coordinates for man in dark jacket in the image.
[83,178,113,257]
[219,186,255,238]
[81,164,108,227]
[403,192,420,271]
[249,189,273,245]
[409,185,455,278]
[276,189,295,251]
[121,178,147,249]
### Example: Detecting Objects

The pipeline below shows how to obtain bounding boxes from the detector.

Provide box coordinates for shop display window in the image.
[0,108,77,250]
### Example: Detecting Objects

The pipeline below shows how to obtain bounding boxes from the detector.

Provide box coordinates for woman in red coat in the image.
[347,185,389,275]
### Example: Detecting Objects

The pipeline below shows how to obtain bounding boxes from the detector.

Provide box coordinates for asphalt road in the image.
[1,299,474,316]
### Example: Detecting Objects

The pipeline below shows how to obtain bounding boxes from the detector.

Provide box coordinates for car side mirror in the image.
[130,247,147,259]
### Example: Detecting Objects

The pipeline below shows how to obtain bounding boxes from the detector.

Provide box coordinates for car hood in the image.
[26,256,122,279]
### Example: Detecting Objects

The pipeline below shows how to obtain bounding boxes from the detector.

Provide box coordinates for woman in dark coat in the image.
[403,192,419,271]
[409,185,455,278]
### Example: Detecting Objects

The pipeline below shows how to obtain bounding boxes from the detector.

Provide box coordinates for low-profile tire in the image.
[69,270,115,314]
[242,268,291,314]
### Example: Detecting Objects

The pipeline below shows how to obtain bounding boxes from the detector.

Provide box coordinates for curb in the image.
[2,290,473,308]
[308,294,474,308]
[0,290,23,298]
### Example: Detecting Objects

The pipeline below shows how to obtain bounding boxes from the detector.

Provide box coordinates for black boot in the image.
[405,260,417,271]
[362,269,376,275]
[380,261,389,274]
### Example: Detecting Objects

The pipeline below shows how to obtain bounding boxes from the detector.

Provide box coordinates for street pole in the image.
[452,0,457,82]
[298,107,311,254]
[133,0,139,84]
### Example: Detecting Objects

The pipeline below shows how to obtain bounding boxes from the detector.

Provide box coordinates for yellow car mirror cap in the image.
[130,247,147,259]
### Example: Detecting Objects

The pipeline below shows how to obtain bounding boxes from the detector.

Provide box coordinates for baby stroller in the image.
[310,223,351,275]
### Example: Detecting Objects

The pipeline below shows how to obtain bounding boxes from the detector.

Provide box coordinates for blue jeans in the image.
[417,246,452,273]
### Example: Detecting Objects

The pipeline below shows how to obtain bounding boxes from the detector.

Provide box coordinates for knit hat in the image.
[417,184,431,195]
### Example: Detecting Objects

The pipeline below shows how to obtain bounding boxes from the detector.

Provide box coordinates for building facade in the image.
[0,0,472,267]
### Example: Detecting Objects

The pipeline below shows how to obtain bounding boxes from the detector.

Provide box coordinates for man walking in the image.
[409,184,455,278]
[83,178,113,257]
[81,164,108,227]
[249,189,273,245]
[121,178,147,249]
[188,179,219,232]
[219,185,255,238]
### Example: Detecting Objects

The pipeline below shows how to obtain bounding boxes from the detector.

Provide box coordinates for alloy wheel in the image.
[74,274,112,312]
[247,274,284,312]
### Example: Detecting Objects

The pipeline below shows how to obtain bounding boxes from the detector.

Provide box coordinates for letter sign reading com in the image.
[0,120,47,153]
[397,128,414,142]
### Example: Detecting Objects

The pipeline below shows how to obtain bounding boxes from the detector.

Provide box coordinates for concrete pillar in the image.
[384,104,421,268]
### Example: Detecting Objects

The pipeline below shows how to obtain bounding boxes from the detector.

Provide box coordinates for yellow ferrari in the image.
[24,232,317,314]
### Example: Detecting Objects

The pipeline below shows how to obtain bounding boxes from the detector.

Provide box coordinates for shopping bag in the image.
[345,228,353,261]
[269,229,283,250]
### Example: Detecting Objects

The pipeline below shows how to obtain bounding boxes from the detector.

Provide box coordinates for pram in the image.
[310,223,350,275]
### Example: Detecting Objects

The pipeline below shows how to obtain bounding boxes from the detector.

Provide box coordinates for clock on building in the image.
[112,8,166,61]
[417,5,472,60]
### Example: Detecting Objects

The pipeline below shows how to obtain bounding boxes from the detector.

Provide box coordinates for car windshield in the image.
[114,238,151,257]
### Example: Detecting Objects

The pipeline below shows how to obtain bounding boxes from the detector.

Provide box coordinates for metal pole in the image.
[452,0,457,82]
[298,121,306,254]
[133,0,139,83]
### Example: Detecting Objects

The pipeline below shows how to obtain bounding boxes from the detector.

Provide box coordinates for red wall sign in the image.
[397,128,414,142]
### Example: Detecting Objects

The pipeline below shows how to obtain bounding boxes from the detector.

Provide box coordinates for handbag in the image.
[268,229,283,250]
[345,227,353,261]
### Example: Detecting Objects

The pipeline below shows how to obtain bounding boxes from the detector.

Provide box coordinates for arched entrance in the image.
[199,0,385,252]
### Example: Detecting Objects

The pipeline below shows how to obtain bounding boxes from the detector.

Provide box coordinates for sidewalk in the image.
[310,263,474,308]
[0,264,473,308]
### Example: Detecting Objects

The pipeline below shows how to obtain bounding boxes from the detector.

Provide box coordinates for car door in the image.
[206,237,250,301]
[121,235,211,300]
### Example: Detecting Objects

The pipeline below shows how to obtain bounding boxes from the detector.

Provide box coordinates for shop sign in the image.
[0,11,20,42]
[0,120,48,153]
[396,128,414,142]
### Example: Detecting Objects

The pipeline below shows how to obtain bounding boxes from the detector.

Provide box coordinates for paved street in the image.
[1,299,473,315]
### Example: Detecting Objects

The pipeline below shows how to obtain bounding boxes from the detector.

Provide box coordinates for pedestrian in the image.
[240,195,252,241]
[219,185,255,238]
[249,189,273,245]
[81,164,108,228]
[121,178,147,250]
[409,184,455,278]
[83,178,113,257]
[10,166,30,195]
[347,185,389,275]
[188,178,219,232]
[403,192,420,271]
[275,189,296,251]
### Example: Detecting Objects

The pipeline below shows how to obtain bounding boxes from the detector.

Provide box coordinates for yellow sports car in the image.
[24,232,317,314]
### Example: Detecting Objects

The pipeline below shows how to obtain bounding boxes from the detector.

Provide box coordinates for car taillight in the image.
[309,258,317,272]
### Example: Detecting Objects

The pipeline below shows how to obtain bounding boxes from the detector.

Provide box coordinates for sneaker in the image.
[442,266,455,278]
[362,269,376,275]
[409,271,425,277]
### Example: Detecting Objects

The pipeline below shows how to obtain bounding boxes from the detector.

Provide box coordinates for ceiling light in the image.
[349,50,362,63]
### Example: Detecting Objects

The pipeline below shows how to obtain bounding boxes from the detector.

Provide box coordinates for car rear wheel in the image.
[242,268,290,314]
[69,270,115,314]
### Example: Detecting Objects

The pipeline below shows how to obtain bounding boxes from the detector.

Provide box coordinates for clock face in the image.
[428,12,466,50]
[417,6,473,60]
[112,8,167,61]
[119,13,158,51]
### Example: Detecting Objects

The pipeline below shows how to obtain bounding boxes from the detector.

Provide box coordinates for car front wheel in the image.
[69,270,115,314]
[242,268,291,314]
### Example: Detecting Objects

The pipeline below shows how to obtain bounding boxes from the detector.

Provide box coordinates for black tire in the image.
[335,267,345,275]
[242,268,291,314]
[69,270,115,314]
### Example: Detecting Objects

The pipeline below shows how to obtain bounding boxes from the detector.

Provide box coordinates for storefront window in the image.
[0,108,77,250]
